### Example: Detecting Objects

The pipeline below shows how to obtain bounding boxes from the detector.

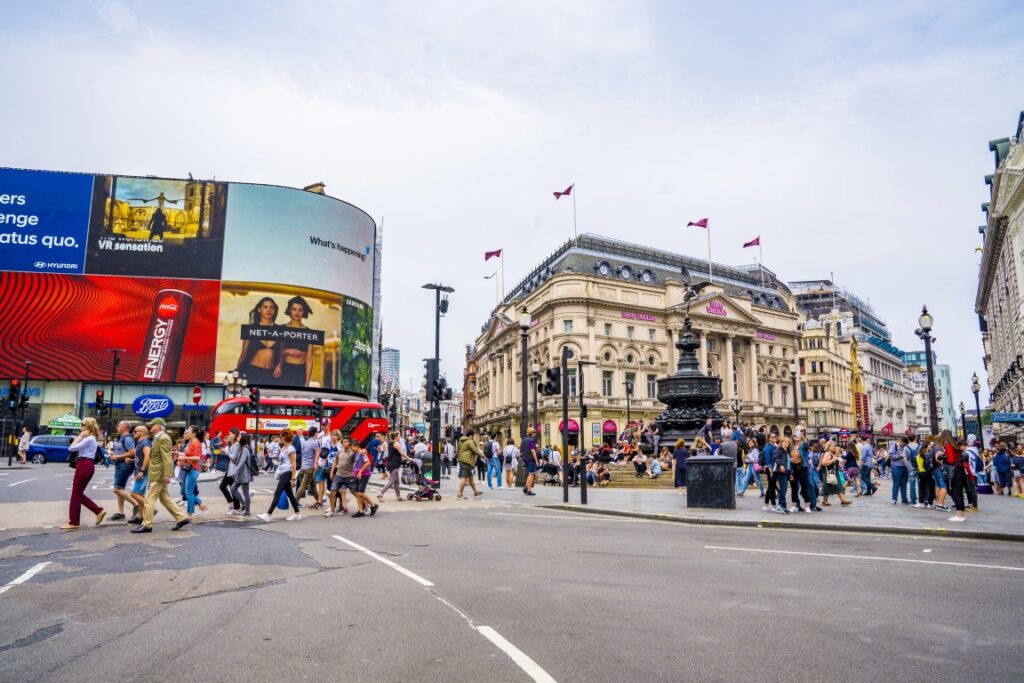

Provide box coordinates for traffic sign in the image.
[192,386,203,404]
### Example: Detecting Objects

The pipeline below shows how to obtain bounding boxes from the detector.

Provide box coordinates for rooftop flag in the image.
[553,184,573,200]
[743,236,760,248]
[687,218,708,228]
[484,249,502,261]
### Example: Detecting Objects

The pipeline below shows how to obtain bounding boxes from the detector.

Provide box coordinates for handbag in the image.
[753,463,763,473]
[68,450,78,468]
[825,469,838,486]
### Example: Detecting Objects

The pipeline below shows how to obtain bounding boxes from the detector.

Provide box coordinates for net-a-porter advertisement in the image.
[0,167,378,397]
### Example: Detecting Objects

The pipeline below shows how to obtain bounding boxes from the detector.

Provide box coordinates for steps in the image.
[602,463,675,489]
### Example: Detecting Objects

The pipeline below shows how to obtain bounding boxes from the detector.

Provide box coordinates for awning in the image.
[557,419,580,432]
[47,413,82,430]
[602,420,617,433]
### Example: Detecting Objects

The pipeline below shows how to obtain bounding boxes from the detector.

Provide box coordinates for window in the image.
[800,383,807,401]
[732,364,739,397]
[604,323,612,336]
[626,354,634,364]
[781,385,788,408]
[707,338,716,351]
[566,368,578,396]
[768,385,775,406]
[564,320,573,334]
[648,328,656,341]
[627,326,635,339]
[625,372,636,396]
[602,371,613,396]
[603,351,612,362]
[648,355,656,366]
[647,374,657,398]
[563,347,575,359]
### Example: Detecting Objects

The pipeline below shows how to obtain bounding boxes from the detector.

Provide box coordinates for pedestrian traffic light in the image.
[311,398,323,422]
[248,386,261,412]
[542,368,561,396]
[6,379,20,414]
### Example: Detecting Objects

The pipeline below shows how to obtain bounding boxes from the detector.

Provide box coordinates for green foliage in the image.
[340,296,373,395]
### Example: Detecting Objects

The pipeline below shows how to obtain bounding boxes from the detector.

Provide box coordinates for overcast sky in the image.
[2,0,1021,407]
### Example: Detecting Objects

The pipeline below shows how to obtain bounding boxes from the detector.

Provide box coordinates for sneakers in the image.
[130,525,152,533]
[226,509,238,516]
[804,507,813,514]
[286,513,302,521]
[324,510,334,518]
[352,512,366,518]
[934,504,949,511]
[812,506,823,512]
[474,491,483,497]
[110,513,126,521]
[948,516,965,523]
[172,518,191,531]
[913,503,925,508]
[456,495,467,500]
[256,513,272,523]
[788,506,798,513]
[369,505,379,517]
[127,516,142,525]
[763,505,771,511]
[774,507,789,515]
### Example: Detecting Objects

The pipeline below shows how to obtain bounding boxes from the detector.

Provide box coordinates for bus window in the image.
[214,402,245,416]
[266,405,290,416]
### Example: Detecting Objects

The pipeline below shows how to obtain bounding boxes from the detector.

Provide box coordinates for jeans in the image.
[808,466,820,495]
[791,466,815,507]
[764,470,777,506]
[183,468,202,514]
[860,466,877,495]
[908,467,918,504]
[891,466,909,503]
[230,481,251,514]
[775,470,788,507]
[737,464,763,495]
[486,458,502,488]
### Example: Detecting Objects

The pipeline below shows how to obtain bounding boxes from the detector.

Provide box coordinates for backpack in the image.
[244,446,259,478]
[923,447,939,471]
[504,448,512,465]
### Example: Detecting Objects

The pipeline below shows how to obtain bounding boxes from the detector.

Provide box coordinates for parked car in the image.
[26,435,75,464]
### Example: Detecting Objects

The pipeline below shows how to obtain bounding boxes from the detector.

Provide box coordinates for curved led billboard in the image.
[0,168,377,397]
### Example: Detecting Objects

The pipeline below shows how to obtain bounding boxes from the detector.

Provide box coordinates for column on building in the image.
[509,341,517,415]
[699,331,708,374]
[748,339,758,405]
[723,334,734,399]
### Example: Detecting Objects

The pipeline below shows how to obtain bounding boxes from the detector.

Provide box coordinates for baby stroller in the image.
[540,462,561,486]
[405,459,442,501]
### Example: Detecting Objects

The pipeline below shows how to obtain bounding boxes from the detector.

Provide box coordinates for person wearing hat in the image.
[132,418,190,533]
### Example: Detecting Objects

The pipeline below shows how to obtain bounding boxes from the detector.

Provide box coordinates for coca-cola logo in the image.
[157,297,179,317]
[132,394,175,418]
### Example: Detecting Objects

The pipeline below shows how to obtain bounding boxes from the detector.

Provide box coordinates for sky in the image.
[1,0,1021,408]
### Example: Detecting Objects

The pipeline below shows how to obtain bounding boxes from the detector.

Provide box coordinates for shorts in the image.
[331,475,358,492]
[503,460,514,470]
[315,466,329,483]
[526,462,537,474]
[459,463,474,479]
[845,467,860,482]
[132,475,149,495]
[113,463,134,490]
[356,477,370,493]
[932,467,946,489]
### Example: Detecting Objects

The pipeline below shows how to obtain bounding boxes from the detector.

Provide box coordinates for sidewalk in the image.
[524,479,1024,543]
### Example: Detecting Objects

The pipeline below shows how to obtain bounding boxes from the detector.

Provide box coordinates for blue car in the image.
[26,435,75,464]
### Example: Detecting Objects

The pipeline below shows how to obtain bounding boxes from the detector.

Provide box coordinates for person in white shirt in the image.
[502,439,520,488]
[18,426,31,464]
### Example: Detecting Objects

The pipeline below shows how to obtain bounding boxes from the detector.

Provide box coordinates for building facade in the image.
[380,348,401,390]
[462,345,478,428]
[469,235,803,445]
[796,316,853,435]
[976,111,1024,441]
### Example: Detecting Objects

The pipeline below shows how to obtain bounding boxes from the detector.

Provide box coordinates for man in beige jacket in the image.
[131,418,190,533]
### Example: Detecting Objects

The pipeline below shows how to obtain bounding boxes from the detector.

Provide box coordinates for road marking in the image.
[331,534,557,681]
[7,478,38,487]
[0,562,52,596]
[705,546,1024,572]
[331,535,434,586]
[477,626,557,683]
[488,511,644,523]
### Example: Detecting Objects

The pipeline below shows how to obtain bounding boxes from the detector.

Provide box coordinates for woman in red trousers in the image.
[62,417,107,530]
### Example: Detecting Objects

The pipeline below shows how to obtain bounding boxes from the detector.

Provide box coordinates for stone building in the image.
[976,111,1024,441]
[468,234,803,446]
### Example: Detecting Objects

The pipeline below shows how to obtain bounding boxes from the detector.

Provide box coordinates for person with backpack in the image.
[219,428,242,514]
[736,437,762,497]
[858,439,877,495]
[227,432,255,517]
[771,436,790,514]
[992,444,1013,495]
[486,434,503,489]
[945,434,970,523]
[108,420,139,521]
[456,428,484,500]
[914,436,936,508]
[964,435,981,511]
[905,435,921,505]
[761,432,778,511]
[502,438,520,488]
[378,432,410,502]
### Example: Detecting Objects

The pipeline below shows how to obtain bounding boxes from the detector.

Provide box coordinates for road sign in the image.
[192,386,203,404]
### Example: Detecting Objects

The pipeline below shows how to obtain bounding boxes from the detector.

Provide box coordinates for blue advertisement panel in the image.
[0,169,92,274]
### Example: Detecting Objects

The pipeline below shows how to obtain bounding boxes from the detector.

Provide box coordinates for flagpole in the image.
[759,241,765,287]
[706,219,714,283]
[572,186,578,241]
[501,253,506,302]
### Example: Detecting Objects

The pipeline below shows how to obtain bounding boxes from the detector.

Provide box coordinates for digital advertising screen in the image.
[0,167,378,397]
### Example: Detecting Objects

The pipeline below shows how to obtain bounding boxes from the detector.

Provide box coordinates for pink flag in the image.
[743,236,760,248]
[484,249,502,261]
[553,184,573,199]
[687,218,708,228]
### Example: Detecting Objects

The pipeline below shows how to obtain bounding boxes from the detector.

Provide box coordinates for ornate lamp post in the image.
[914,306,939,435]
[729,397,741,426]
[518,307,530,449]
[959,401,967,438]
[971,372,982,435]
[222,370,248,398]
[788,361,800,431]
[530,359,540,445]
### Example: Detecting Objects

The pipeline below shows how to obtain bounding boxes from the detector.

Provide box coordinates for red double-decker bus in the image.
[209,396,389,446]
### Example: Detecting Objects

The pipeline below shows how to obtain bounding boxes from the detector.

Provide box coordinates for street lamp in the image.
[959,401,967,438]
[730,397,741,426]
[788,361,800,431]
[222,370,248,397]
[971,372,982,436]
[530,359,540,446]
[914,306,939,435]
[519,307,530,449]
[423,282,455,482]
[624,380,634,424]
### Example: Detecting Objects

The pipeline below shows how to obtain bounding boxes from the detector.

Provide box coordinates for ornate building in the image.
[468,235,802,445]
[796,315,853,435]
[976,111,1024,440]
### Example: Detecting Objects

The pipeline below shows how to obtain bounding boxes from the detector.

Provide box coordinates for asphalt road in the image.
[1,500,1022,682]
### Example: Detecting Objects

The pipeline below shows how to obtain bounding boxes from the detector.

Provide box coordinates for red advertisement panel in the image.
[0,272,218,383]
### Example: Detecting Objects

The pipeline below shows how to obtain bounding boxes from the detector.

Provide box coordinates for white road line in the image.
[705,546,1024,572]
[7,478,38,487]
[332,534,557,682]
[331,535,434,586]
[0,562,52,596]
[488,512,643,522]
[477,626,557,683]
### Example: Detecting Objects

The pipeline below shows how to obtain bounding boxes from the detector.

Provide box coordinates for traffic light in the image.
[424,359,439,400]
[6,379,20,414]
[542,368,561,396]
[432,375,448,402]
[311,398,323,422]
[95,389,105,417]
[248,386,261,412]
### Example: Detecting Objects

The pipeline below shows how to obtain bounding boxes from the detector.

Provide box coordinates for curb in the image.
[538,504,1024,543]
